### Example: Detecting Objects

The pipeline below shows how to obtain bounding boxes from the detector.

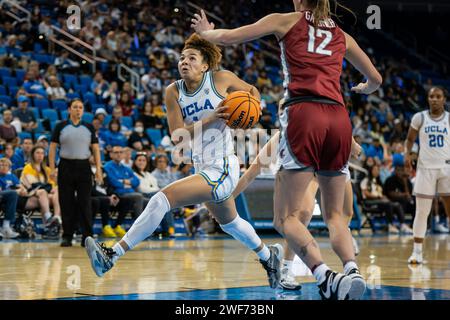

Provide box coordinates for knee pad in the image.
[413,198,433,239]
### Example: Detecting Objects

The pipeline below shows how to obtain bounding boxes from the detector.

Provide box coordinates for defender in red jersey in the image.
[192,0,382,300]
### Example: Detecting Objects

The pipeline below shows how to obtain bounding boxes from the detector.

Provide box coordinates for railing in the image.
[48,25,98,73]
[0,0,31,23]
[117,63,141,94]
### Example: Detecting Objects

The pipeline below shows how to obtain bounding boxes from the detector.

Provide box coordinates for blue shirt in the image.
[104,160,139,195]
[0,173,20,191]
[11,148,29,170]
[104,130,128,148]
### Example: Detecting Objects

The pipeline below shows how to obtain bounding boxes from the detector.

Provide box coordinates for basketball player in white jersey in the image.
[233,126,361,291]
[85,34,284,288]
[405,86,450,264]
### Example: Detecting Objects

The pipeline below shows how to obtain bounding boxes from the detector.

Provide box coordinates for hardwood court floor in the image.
[0,234,449,300]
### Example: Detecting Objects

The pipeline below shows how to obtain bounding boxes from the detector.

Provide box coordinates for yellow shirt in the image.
[21,163,56,188]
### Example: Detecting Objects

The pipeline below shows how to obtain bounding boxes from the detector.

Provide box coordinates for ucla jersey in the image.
[411,110,450,169]
[176,71,234,163]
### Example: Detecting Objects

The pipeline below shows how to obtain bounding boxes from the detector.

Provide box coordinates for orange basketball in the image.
[223,91,261,129]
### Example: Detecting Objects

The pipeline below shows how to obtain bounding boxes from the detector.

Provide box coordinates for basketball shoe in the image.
[280,267,302,290]
[318,270,352,300]
[346,268,366,300]
[408,251,423,264]
[85,236,117,277]
[260,244,283,289]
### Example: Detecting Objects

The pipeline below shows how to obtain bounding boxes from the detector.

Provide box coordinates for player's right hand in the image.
[404,154,412,170]
[351,81,379,95]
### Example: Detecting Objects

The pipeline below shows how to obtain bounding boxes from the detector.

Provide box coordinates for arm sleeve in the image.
[410,113,423,131]
[85,123,99,144]
[129,170,140,189]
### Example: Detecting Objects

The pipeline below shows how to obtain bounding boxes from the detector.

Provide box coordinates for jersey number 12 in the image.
[307,26,332,56]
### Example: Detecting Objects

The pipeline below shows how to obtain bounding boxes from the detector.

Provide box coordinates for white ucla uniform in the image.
[410,110,450,197]
[175,71,239,203]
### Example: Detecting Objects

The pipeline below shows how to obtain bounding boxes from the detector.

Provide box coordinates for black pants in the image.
[91,196,111,227]
[365,199,406,224]
[58,159,93,239]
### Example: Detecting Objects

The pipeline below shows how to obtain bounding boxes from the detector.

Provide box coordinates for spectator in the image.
[104,119,128,151]
[128,120,154,152]
[0,158,20,238]
[1,143,15,163]
[11,137,33,171]
[111,107,132,136]
[360,164,408,234]
[103,146,144,237]
[54,51,80,72]
[139,101,163,129]
[23,71,48,98]
[90,72,109,97]
[20,146,62,237]
[141,69,162,95]
[117,91,135,117]
[12,96,38,135]
[102,81,120,111]
[132,153,159,198]
[0,109,18,145]
[151,154,176,236]
[46,76,67,100]
[120,147,133,168]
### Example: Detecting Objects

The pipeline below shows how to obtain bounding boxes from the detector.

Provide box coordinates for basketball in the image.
[222,91,261,129]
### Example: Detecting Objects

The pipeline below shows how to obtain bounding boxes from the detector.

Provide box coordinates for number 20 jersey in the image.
[279,10,346,105]
[411,110,450,169]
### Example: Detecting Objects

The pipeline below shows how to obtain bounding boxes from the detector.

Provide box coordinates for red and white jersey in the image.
[279,11,346,106]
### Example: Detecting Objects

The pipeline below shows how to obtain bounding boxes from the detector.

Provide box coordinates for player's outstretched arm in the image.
[344,32,382,95]
[191,9,287,45]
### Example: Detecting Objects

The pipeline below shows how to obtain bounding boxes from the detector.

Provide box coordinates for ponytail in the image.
[308,0,357,26]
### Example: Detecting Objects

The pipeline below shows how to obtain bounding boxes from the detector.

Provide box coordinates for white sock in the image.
[44,212,52,222]
[413,242,423,253]
[220,215,266,258]
[282,259,293,271]
[111,243,125,263]
[122,191,171,249]
[313,263,330,284]
[434,215,439,224]
[255,245,271,261]
[3,220,10,230]
[343,261,358,274]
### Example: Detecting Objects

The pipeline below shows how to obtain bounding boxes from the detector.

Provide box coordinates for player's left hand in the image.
[191,9,215,35]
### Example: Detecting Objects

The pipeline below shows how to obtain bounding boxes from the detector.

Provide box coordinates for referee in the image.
[49,99,103,247]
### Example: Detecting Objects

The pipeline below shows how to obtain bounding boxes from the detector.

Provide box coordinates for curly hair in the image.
[183,33,222,71]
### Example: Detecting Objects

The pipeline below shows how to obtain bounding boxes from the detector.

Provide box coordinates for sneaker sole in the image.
[85,237,104,277]
[348,276,366,300]
[337,276,352,300]
[280,283,302,291]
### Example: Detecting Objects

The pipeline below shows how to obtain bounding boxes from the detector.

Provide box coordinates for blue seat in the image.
[104,114,112,126]
[121,116,133,128]
[79,75,92,87]
[0,85,6,95]
[0,67,11,77]
[82,112,94,123]
[35,119,46,134]
[74,84,88,93]
[83,92,97,105]
[63,74,78,86]
[33,43,44,53]
[50,119,62,131]
[2,76,17,87]
[18,132,32,142]
[42,109,59,122]
[8,86,19,97]
[15,69,26,83]
[66,92,80,100]
[52,100,68,112]
[33,98,50,110]
[0,95,12,106]
[133,98,144,107]
[60,110,69,120]
[91,103,106,114]
[146,128,162,147]
[29,107,40,120]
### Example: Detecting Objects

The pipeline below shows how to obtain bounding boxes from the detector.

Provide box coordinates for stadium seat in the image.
[52,100,68,112]
[122,116,133,128]
[42,109,59,122]
[18,132,32,142]
[33,98,50,110]
[15,69,26,83]
[0,95,12,106]
[133,98,144,107]
[29,107,40,120]
[0,85,6,95]
[50,120,62,131]
[8,86,19,97]
[83,92,97,105]
[35,119,46,134]
[63,74,78,86]
[60,110,69,120]
[146,128,162,147]
[79,75,93,87]
[74,84,88,93]
[104,114,112,126]
[0,67,11,77]
[2,76,17,88]
[82,112,94,123]
[91,103,106,113]
[66,92,81,100]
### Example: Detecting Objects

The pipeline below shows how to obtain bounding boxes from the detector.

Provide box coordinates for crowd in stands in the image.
[0,1,449,240]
